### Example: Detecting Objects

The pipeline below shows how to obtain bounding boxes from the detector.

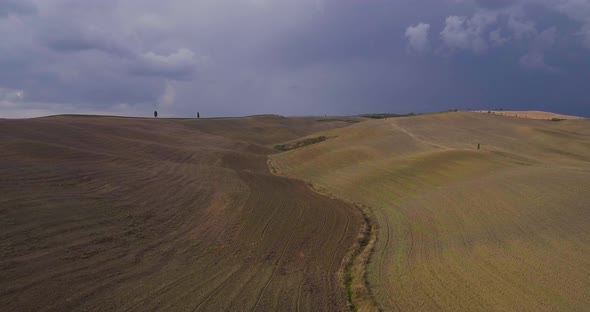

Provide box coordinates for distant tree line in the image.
[359,113,416,119]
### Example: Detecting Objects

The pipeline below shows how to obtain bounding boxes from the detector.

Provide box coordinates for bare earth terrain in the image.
[0,115,362,311]
[272,112,590,311]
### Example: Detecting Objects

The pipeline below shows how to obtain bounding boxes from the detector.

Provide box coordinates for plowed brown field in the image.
[0,115,362,311]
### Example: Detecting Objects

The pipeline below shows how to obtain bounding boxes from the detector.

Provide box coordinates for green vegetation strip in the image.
[274,136,328,152]
[343,205,379,312]
[306,184,379,312]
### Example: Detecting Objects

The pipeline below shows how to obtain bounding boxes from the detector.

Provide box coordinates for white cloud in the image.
[405,23,431,53]
[507,15,536,39]
[532,0,590,50]
[440,12,497,53]
[552,0,590,50]
[142,48,196,68]
[551,0,590,22]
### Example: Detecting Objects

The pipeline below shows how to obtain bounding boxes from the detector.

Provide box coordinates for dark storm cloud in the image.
[41,27,133,57]
[129,49,199,80]
[474,0,517,9]
[0,0,589,118]
[0,0,37,17]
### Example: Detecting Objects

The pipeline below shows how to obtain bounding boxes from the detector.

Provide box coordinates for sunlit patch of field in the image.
[271,112,590,311]
[474,110,585,120]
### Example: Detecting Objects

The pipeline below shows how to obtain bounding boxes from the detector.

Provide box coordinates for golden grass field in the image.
[474,110,584,120]
[0,115,364,311]
[271,112,590,311]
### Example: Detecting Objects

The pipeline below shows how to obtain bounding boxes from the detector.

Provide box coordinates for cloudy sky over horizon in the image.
[1,0,589,118]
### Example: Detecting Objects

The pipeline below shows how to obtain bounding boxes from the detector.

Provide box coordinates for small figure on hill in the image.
[154,110,158,118]
[197,112,200,118]
[477,143,480,150]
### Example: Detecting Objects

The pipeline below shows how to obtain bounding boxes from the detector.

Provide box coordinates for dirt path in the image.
[389,121,447,150]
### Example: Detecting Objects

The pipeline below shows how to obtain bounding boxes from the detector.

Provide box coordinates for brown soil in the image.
[0,115,362,311]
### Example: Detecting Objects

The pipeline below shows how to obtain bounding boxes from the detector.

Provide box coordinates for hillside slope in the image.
[0,115,362,311]
[271,112,590,311]
[475,110,584,120]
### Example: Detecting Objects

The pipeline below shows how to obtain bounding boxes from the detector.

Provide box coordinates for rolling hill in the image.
[0,115,363,311]
[271,112,590,311]
[3,111,588,311]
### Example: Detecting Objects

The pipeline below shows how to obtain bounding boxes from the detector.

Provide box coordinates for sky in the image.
[0,0,589,118]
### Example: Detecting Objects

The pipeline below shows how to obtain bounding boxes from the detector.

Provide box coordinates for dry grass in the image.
[0,115,362,311]
[474,110,585,120]
[271,112,590,311]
